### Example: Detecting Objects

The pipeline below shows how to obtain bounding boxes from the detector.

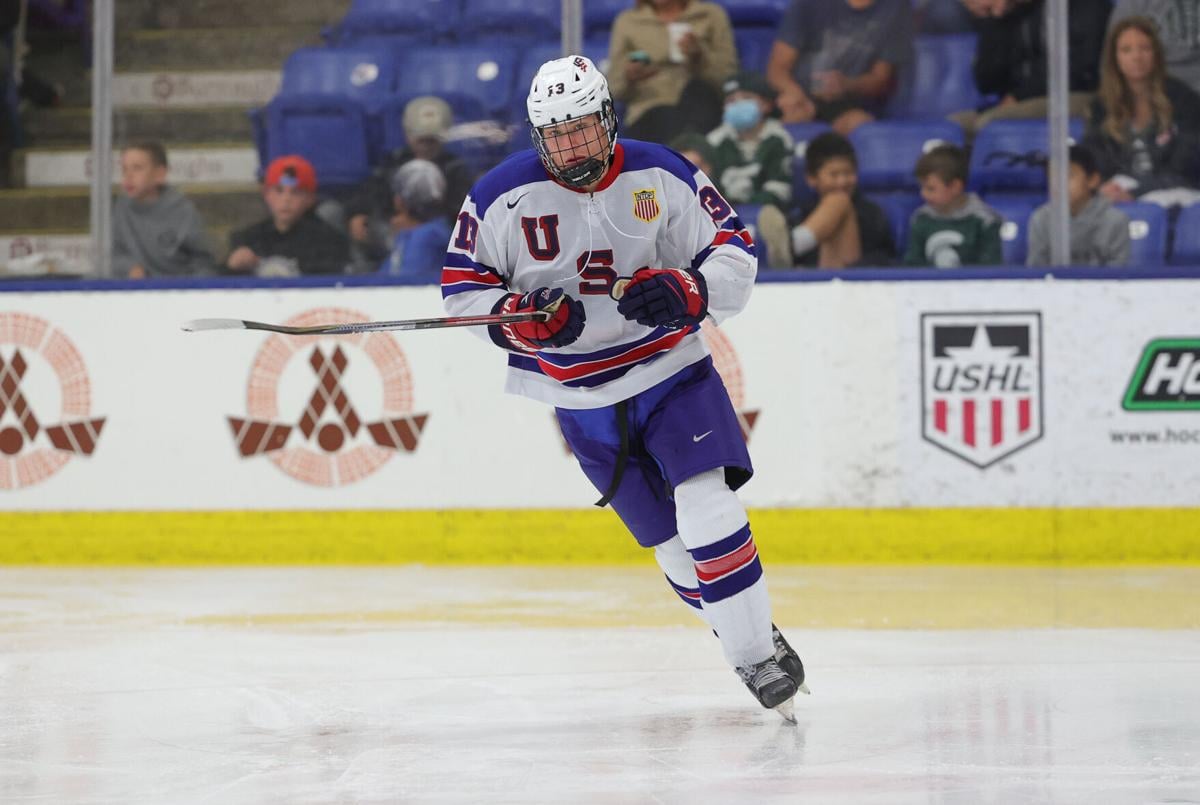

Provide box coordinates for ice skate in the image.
[736,657,798,723]
[772,624,810,695]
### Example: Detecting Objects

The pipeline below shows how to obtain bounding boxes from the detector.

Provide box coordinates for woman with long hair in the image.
[1083,15,1200,205]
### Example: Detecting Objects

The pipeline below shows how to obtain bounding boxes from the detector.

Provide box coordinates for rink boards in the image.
[1,276,1198,563]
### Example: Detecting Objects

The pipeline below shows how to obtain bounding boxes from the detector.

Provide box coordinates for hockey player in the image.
[441,55,807,720]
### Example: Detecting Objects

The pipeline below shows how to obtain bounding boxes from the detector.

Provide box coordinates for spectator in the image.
[759,131,895,268]
[225,155,350,276]
[1109,0,1200,95]
[1083,15,1200,208]
[380,159,452,283]
[706,71,793,212]
[112,141,216,278]
[1027,144,1131,266]
[668,132,718,179]
[767,0,914,136]
[344,96,473,269]
[954,0,1109,136]
[2,0,64,187]
[904,144,1003,266]
[608,0,736,144]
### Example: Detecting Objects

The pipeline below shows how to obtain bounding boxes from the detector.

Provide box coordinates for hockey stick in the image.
[181,310,551,336]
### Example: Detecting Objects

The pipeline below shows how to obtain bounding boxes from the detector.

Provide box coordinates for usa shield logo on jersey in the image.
[633,189,660,222]
[920,312,1043,468]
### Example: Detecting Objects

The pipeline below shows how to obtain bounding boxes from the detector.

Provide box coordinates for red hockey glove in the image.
[615,267,708,328]
[491,287,586,351]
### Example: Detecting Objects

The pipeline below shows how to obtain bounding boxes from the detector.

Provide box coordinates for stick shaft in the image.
[190,310,549,336]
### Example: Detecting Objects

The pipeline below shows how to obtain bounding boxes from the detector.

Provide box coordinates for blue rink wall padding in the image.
[2,265,1200,294]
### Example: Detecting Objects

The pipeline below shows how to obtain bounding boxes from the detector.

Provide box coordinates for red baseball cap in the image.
[264,155,317,192]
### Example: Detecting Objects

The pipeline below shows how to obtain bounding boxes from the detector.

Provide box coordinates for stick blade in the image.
[181,318,249,332]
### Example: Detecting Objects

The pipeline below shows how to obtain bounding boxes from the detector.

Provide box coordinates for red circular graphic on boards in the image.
[0,427,22,456]
[243,307,416,487]
[0,312,99,490]
[317,422,346,453]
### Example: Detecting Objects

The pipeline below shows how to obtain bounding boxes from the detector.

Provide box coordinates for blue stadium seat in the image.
[253,45,399,185]
[262,98,373,187]
[458,0,559,44]
[584,0,629,35]
[734,28,777,75]
[277,46,398,112]
[722,0,788,26]
[969,118,1086,193]
[867,192,922,256]
[850,119,965,191]
[786,122,832,205]
[917,0,974,33]
[395,45,521,122]
[1169,203,1200,265]
[327,0,460,44]
[984,193,1042,265]
[1116,201,1168,267]
[888,34,984,119]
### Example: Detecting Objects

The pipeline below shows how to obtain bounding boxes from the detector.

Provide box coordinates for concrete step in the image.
[15,145,260,188]
[116,0,349,31]
[0,185,263,232]
[116,26,326,72]
[22,106,256,147]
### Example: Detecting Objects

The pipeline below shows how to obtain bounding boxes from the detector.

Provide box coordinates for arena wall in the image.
[2,273,1198,563]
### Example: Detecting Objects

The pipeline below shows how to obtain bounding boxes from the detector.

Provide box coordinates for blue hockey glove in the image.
[615,267,708,328]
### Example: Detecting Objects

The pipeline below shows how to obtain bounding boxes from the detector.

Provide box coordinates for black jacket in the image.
[1082,76,1200,194]
[972,0,1110,101]
[226,210,350,275]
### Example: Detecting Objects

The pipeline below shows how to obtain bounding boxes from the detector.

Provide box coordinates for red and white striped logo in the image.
[921,312,1043,468]
[632,189,660,223]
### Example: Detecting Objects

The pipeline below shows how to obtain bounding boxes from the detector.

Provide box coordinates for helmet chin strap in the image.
[556,155,609,188]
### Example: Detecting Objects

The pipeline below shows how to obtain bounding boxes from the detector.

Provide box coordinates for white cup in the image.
[667,22,692,63]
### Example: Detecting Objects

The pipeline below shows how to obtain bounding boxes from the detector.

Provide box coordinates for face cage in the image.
[531,101,619,188]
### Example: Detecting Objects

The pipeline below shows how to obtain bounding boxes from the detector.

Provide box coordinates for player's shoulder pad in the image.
[618,139,698,194]
[469,149,549,220]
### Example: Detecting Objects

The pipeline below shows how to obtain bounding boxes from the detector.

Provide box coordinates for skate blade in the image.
[773,697,797,724]
[798,681,811,695]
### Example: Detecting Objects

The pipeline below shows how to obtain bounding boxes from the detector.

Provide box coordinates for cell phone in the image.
[629,51,650,64]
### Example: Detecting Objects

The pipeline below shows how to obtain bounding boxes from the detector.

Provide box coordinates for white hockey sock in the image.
[653,535,713,627]
[673,468,773,669]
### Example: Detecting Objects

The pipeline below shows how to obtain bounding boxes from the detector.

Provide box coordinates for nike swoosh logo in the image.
[692,431,713,443]
[506,193,529,209]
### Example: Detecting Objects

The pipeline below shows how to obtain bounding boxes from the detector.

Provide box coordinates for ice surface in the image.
[0,567,1197,804]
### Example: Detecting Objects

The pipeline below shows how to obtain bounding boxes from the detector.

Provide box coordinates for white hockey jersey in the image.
[441,140,757,409]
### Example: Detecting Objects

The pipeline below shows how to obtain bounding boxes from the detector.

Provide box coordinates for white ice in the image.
[1,567,1198,804]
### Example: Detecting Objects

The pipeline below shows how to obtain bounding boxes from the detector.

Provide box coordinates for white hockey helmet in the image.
[526,55,618,188]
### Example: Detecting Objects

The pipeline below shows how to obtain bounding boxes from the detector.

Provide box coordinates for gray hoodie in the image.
[112,186,216,277]
[1026,195,1132,267]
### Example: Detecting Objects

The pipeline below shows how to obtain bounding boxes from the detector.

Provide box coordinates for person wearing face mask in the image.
[704,72,794,266]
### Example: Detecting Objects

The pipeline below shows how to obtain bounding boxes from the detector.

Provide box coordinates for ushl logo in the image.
[0,313,106,489]
[921,312,1043,468]
[228,307,428,487]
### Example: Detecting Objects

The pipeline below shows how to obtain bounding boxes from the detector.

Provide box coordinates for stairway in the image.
[2,0,351,275]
